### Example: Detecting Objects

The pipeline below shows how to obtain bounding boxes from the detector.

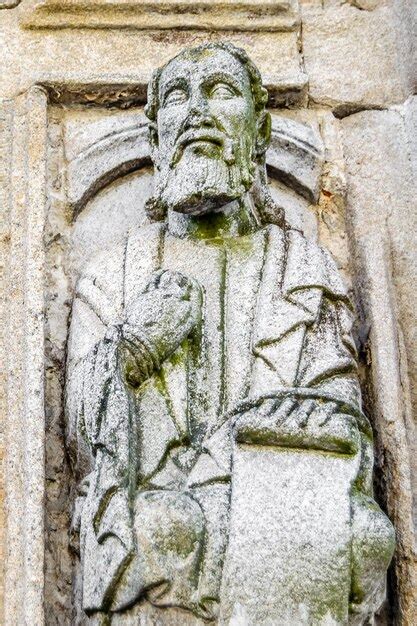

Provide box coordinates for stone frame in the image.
[2,80,415,624]
[3,86,47,626]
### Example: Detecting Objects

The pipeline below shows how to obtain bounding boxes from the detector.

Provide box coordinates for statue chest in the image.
[159,229,269,442]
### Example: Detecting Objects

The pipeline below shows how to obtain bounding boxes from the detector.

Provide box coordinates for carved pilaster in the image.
[3,87,48,626]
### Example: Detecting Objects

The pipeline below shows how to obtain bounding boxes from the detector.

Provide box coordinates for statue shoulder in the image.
[68,222,165,365]
[76,222,164,308]
[277,225,350,305]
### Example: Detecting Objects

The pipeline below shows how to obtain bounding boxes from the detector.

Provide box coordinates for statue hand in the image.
[233,396,360,454]
[121,270,202,385]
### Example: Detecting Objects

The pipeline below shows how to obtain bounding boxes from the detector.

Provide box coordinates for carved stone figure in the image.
[66,43,395,624]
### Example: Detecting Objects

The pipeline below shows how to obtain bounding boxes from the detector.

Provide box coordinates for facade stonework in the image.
[0,1,416,624]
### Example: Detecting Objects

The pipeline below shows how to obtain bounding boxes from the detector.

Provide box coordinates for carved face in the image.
[149,48,259,216]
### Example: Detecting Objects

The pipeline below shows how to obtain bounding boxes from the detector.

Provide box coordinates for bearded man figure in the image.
[66,43,395,625]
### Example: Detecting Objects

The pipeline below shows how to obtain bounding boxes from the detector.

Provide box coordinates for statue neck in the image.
[167,195,260,241]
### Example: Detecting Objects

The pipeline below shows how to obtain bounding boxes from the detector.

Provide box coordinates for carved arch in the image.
[67,114,324,219]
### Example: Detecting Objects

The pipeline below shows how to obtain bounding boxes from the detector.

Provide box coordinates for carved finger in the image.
[144,269,166,291]
[273,397,298,425]
[158,269,190,294]
[291,398,316,428]
[316,401,338,426]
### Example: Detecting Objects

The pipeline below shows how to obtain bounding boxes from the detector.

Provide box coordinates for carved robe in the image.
[66,221,393,622]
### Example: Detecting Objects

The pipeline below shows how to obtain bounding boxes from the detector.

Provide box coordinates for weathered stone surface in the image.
[404,96,417,181]
[0,20,303,105]
[301,1,411,111]
[0,98,13,624]
[21,0,300,32]
[63,110,323,222]
[62,44,394,624]
[2,87,48,626]
[0,2,415,625]
[341,108,417,623]
[393,0,417,96]
[0,1,20,8]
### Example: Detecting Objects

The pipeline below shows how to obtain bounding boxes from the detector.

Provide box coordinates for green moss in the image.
[183,199,258,242]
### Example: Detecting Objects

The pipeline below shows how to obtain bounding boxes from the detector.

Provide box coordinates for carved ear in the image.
[255,110,271,158]
[148,121,159,158]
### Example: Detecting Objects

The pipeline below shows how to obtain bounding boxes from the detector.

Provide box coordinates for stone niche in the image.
[47,96,333,625]
[1,1,416,626]
[0,84,406,626]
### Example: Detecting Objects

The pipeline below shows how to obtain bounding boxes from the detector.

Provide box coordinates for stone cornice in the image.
[21,0,300,31]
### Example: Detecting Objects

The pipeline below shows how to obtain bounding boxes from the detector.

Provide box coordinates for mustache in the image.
[171,127,235,166]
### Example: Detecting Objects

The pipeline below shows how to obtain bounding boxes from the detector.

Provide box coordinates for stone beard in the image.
[148,121,256,216]
[65,43,395,625]
[144,43,265,219]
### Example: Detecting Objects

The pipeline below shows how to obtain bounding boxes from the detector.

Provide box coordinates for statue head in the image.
[145,43,273,220]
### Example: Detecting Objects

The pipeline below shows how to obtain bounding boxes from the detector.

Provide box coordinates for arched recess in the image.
[67,113,324,272]
[67,113,324,218]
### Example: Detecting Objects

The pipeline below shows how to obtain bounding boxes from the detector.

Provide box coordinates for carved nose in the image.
[186,97,214,129]
[188,113,214,128]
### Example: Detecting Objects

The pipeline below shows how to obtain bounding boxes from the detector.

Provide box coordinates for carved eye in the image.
[209,83,236,99]
[163,88,188,107]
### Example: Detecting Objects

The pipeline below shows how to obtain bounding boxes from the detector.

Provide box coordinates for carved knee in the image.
[134,491,205,604]
[111,490,205,612]
[134,490,205,560]
[350,492,395,622]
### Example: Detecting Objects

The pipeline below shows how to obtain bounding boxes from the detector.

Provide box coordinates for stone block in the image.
[341,108,417,622]
[301,1,410,110]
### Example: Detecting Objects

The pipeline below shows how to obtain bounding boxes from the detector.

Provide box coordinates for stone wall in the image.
[0,1,416,624]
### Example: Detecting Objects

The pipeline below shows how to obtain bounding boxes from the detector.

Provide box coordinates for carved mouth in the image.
[173,129,225,164]
[182,135,222,149]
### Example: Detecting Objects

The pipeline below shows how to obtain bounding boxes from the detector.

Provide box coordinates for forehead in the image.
[158,49,251,93]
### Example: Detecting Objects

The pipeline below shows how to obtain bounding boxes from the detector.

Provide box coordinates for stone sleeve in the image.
[298,296,362,413]
[302,296,375,496]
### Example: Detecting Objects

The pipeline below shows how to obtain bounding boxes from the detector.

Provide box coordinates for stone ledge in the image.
[39,70,308,108]
[21,0,300,31]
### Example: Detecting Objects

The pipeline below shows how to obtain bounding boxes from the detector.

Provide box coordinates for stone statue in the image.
[66,43,395,624]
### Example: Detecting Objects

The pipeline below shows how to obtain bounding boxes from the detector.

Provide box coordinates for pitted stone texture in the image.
[0,1,414,623]
[301,1,410,111]
[342,108,417,623]
[21,0,300,31]
[0,21,302,105]
[404,96,417,181]
[0,1,20,8]
[393,0,417,95]
[2,88,48,626]
[341,109,417,425]
[0,98,13,624]
[220,448,357,624]
[64,44,394,624]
